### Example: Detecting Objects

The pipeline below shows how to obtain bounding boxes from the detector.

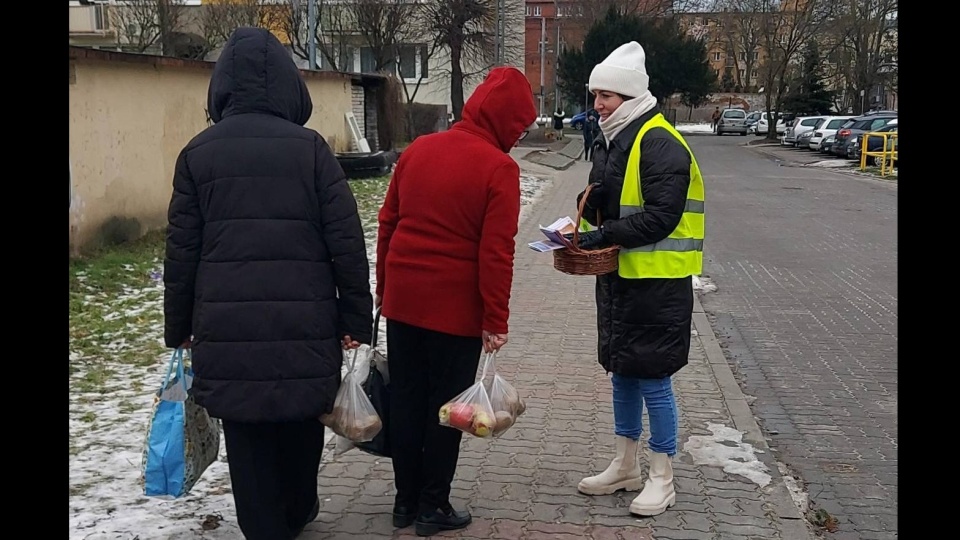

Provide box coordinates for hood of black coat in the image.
[207,27,313,125]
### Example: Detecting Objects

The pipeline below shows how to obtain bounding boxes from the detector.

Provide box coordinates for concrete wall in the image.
[69,47,365,255]
[668,93,768,124]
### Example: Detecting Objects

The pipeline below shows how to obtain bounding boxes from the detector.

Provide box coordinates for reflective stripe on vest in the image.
[618,113,705,279]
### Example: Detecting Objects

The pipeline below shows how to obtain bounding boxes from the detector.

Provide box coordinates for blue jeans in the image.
[611,373,679,456]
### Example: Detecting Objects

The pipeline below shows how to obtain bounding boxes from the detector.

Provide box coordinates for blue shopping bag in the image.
[140,348,220,498]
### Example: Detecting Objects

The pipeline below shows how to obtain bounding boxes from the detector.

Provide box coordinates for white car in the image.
[807,116,855,151]
[783,116,827,147]
[756,112,787,135]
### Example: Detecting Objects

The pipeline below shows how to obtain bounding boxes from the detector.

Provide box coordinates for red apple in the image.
[447,403,475,431]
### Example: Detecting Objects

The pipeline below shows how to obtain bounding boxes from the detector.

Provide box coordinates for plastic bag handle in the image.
[162,348,188,392]
[479,351,496,383]
[372,306,382,348]
[347,348,360,375]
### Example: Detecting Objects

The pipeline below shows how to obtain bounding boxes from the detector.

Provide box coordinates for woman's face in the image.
[594,91,625,120]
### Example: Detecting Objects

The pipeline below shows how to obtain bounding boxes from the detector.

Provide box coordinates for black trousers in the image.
[387,319,482,515]
[221,419,326,540]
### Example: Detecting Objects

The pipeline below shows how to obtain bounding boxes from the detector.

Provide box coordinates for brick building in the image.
[524,0,588,117]
[523,0,674,117]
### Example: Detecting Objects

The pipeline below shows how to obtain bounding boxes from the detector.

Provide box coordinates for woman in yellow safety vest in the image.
[567,41,705,518]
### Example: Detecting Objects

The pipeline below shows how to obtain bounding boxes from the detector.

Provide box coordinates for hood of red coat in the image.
[459,67,537,152]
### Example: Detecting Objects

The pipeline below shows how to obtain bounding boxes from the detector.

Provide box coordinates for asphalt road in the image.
[687,133,897,540]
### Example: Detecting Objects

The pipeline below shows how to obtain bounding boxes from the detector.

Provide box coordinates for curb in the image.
[745,145,898,184]
[692,294,816,540]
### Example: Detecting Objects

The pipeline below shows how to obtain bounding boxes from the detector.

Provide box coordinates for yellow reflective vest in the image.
[581,113,705,279]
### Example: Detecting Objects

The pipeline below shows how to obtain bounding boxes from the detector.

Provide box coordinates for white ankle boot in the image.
[577,436,644,495]
[629,451,676,516]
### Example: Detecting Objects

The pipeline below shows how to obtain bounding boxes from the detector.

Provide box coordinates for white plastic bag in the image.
[320,348,382,443]
[485,352,526,437]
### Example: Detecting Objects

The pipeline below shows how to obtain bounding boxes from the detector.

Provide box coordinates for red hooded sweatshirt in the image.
[375,67,537,337]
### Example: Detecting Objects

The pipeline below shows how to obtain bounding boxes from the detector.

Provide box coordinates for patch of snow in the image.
[778,461,810,513]
[805,160,855,168]
[519,174,552,222]
[692,275,718,293]
[675,123,714,134]
[682,422,772,487]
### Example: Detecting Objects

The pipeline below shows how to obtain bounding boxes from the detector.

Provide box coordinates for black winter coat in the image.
[581,106,695,379]
[163,28,373,423]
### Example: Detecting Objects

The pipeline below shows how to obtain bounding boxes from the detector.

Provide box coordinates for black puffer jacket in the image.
[163,28,373,423]
[581,106,695,379]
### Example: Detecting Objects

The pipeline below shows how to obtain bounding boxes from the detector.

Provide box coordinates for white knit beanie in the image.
[588,41,649,99]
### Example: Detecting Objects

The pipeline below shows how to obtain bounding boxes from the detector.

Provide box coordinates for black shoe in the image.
[414,507,472,537]
[392,505,417,528]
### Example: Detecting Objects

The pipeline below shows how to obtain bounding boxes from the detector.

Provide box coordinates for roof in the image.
[68,46,387,85]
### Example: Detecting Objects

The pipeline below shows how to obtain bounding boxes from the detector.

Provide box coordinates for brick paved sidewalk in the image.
[302,160,816,540]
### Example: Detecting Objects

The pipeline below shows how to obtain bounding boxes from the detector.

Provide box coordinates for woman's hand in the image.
[482,330,508,353]
[341,335,361,350]
[374,295,382,308]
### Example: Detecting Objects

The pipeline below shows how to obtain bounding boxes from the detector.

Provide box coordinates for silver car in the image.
[716,108,748,136]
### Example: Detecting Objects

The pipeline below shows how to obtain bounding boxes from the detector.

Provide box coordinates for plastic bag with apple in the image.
[439,351,525,438]
[484,352,526,437]
[320,348,383,443]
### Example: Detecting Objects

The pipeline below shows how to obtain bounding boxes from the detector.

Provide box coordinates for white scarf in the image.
[599,91,658,145]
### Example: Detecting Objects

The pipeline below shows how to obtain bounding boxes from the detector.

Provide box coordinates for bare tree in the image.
[351,0,422,72]
[109,0,187,55]
[739,0,834,139]
[713,2,764,91]
[581,0,706,21]
[273,0,351,70]
[419,0,530,121]
[831,0,897,114]
[197,0,271,57]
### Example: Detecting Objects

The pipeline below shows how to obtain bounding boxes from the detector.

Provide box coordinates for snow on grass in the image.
[69,172,554,538]
[70,233,240,539]
[675,123,715,134]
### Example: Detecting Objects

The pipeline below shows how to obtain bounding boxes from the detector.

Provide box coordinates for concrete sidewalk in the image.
[302,161,817,540]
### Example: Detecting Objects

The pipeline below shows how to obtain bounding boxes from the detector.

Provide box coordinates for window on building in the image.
[739,52,746,61]
[397,44,429,81]
[713,52,722,61]
[739,68,746,79]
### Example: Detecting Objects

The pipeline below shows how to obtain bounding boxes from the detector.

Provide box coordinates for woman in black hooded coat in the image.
[163,27,373,540]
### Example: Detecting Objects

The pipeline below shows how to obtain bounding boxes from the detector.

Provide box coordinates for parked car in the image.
[808,116,855,151]
[783,115,827,147]
[716,108,749,135]
[820,134,837,154]
[756,111,788,136]
[849,120,898,166]
[744,111,761,133]
[796,129,815,149]
[832,113,897,159]
[570,110,588,130]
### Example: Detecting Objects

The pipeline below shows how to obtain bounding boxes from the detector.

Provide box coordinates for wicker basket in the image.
[552,184,620,276]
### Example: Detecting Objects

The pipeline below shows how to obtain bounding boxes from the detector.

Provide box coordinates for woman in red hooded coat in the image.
[375,66,537,536]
